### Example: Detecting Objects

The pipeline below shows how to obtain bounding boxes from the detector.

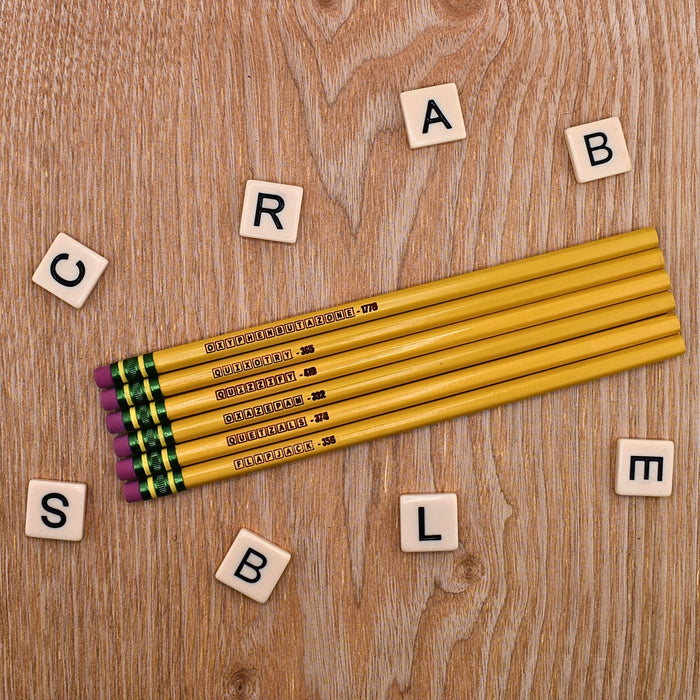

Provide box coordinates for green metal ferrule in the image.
[149,470,186,498]
[131,424,174,455]
[114,353,157,386]
[122,400,168,432]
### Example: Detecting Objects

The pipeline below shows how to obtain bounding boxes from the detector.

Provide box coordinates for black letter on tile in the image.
[583,132,613,166]
[234,547,268,583]
[629,455,664,481]
[422,99,452,134]
[418,506,442,541]
[254,194,285,229]
[50,253,86,287]
[41,493,69,528]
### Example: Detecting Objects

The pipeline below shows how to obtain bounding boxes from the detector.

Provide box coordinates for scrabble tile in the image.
[399,493,459,552]
[239,180,303,243]
[399,83,467,149]
[25,479,87,541]
[615,438,674,497]
[215,528,291,603]
[32,233,108,308]
[564,117,632,183]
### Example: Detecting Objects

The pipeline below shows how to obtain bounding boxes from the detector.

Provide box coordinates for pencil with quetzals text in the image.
[94,227,659,389]
[99,246,665,413]
[104,268,670,435]
[111,290,676,461]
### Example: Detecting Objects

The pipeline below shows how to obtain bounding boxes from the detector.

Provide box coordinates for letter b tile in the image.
[32,233,108,308]
[215,528,291,603]
[564,117,631,183]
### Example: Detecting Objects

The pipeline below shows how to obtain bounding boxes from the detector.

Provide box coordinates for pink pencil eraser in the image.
[105,411,126,434]
[113,434,132,458]
[123,480,143,503]
[100,388,119,411]
[94,365,114,388]
[116,458,136,481]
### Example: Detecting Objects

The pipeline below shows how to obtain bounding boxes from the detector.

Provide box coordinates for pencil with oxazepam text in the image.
[123,334,686,502]
[113,291,676,463]
[95,227,659,389]
[105,268,671,435]
[116,312,680,481]
[100,248,665,412]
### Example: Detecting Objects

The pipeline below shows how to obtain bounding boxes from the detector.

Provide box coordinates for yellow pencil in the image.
[114,290,677,461]
[117,313,680,481]
[124,333,685,501]
[108,268,670,434]
[97,227,660,389]
[102,248,664,411]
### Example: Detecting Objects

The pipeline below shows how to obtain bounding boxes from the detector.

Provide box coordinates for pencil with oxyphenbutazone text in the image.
[106,268,671,434]
[113,291,676,462]
[116,313,681,481]
[95,228,660,392]
[123,334,686,501]
[99,248,665,411]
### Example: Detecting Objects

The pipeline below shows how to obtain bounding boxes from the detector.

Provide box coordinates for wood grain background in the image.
[1,2,698,698]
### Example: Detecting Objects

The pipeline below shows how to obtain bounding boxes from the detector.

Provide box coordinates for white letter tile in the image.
[215,528,291,603]
[25,479,87,541]
[32,233,108,308]
[564,117,632,183]
[399,83,466,149]
[615,438,674,497]
[399,493,459,552]
[239,180,303,243]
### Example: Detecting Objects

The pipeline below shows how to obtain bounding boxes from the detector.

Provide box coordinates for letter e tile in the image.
[25,479,87,541]
[615,438,674,497]
[399,493,459,552]
[32,233,108,309]
[215,528,291,603]
[564,117,632,183]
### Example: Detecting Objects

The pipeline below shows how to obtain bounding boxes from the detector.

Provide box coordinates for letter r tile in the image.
[239,180,303,243]
[564,117,632,183]
[215,528,291,603]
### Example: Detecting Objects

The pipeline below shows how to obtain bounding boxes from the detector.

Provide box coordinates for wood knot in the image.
[433,0,482,20]
[454,551,484,584]
[224,667,260,700]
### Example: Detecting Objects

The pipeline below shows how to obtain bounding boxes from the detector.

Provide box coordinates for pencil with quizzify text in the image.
[116,312,681,481]
[105,267,671,435]
[123,333,686,502]
[100,248,666,412]
[95,227,659,389]
[113,290,677,464]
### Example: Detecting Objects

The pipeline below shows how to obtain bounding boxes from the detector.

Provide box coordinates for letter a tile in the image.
[215,528,291,603]
[564,117,631,183]
[399,83,466,149]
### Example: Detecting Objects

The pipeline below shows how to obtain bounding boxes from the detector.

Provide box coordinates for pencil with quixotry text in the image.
[105,267,671,435]
[94,227,659,390]
[100,248,665,413]
[123,333,685,502]
[116,312,681,481]
[113,290,677,462]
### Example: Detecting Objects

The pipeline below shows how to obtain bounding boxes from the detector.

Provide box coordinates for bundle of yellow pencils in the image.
[93,228,684,502]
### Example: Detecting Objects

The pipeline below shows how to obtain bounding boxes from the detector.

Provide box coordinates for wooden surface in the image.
[2,2,698,698]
